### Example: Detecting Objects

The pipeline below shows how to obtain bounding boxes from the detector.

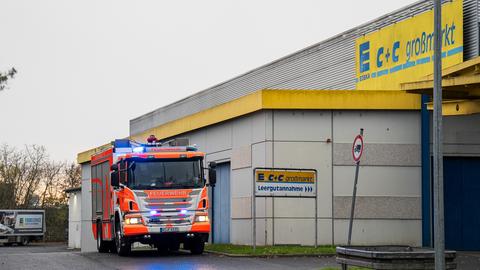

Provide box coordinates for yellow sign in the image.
[255,170,315,183]
[255,169,316,197]
[356,0,463,90]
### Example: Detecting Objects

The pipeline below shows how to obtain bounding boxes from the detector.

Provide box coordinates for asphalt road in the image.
[0,243,337,270]
[1,243,479,270]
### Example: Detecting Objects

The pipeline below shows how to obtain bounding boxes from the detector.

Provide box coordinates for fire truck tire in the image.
[169,241,180,252]
[189,239,205,255]
[97,223,110,253]
[109,237,117,253]
[115,221,131,256]
[156,245,168,254]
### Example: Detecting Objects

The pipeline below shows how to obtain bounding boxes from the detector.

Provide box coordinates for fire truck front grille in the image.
[147,216,192,226]
[144,197,194,210]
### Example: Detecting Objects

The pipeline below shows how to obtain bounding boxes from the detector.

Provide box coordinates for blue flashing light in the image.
[180,209,187,214]
[150,210,157,215]
[133,146,145,153]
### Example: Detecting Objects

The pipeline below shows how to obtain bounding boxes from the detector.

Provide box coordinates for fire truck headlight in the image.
[125,217,143,225]
[194,215,209,222]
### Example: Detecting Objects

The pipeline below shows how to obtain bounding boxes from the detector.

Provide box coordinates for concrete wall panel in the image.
[333,196,421,219]
[252,142,272,168]
[273,219,316,245]
[439,114,480,156]
[443,114,480,145]
[231,219,253,245]
[252,111,268,144]
[231,168,252,198]
[231,146,251,169]
[273,197,315,218]
[333,166,421,197]
[254,197,273,218]
[205,150,231,164]
[333,143,421,166]
[317,219,333,245]
[443,144,480,156]
[205,122,232,154]
[333,111,421,144]
[273,110,332,142]
[334,219,422,246]
[231,197,252,219]
[232,115,253,148]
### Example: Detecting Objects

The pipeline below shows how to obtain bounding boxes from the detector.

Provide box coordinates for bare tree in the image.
[63,162,81,189]
[0,144,83,208]
[39,161,63,207]
[0,144,48,208]
[40,162,81,207]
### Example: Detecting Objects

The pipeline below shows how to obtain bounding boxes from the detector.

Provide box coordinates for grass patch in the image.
[205,244,336,256]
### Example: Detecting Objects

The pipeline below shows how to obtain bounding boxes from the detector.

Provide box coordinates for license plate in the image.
[160,227,179,233]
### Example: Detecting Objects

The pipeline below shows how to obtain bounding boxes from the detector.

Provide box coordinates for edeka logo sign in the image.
[356,0,463,90]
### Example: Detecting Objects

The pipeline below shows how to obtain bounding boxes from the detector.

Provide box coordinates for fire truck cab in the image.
[91,137,216,256]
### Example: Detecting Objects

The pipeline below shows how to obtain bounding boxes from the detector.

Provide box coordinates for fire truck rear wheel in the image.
[189,239,205,255]
[96,222,110,253]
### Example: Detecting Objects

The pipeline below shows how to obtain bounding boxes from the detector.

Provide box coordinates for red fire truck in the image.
[90,137,216,256]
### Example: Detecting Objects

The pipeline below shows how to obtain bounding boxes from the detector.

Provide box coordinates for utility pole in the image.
[433,0,445,269]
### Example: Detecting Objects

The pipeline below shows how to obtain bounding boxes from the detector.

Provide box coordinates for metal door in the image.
[213,162,231,244]
[444,157,480,251]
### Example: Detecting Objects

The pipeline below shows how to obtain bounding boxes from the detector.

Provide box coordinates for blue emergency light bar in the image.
[113,139,198,153]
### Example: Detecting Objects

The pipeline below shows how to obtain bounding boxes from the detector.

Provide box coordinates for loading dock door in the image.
[444,157,480,251]
[213,162,231,244]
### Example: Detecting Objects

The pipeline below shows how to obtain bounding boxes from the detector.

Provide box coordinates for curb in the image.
[204,250,335,258]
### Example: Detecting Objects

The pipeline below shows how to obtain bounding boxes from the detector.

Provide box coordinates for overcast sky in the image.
[0,0,418,162]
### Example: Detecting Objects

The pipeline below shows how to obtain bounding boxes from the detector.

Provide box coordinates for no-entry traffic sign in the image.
[352,134,364,162]
[348,128,364,246]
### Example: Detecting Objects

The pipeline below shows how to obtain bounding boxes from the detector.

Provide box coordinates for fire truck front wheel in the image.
[188,238,205,255]
[115,221,131,256]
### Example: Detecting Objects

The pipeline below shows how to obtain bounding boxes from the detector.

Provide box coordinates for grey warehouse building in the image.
[76,0,480,252]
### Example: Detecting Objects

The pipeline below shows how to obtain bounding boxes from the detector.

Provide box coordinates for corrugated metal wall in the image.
[130,0,479,136]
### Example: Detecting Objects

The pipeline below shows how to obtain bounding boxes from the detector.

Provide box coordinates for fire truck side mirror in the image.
[208,162,217,187]
[110,164,119,187]
[111,164,118,171]
[111,171,120,188]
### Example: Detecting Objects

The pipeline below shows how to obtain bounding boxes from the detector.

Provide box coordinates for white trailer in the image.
[0,209,45,246]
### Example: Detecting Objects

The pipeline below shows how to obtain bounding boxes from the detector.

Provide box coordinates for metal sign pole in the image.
[315,171,318,248]
[347,128,364,246]
[253,169,256,252]
[433,0,445,269]
[272,197,275,246]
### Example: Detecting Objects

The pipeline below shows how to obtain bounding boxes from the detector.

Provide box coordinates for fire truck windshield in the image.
[127,158,203,190]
